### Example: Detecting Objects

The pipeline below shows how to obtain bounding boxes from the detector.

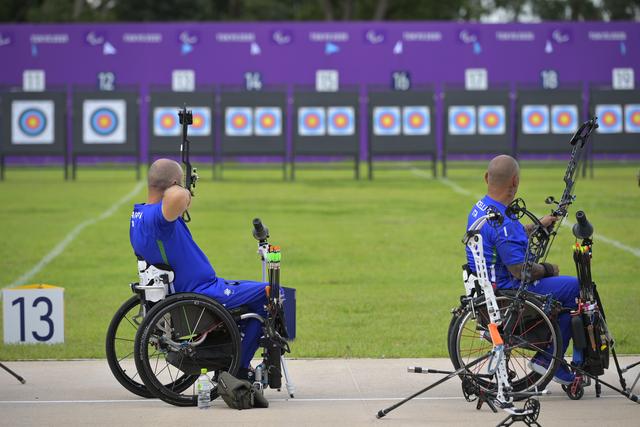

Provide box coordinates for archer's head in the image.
[485,155,520,205]
[147,158,183,203]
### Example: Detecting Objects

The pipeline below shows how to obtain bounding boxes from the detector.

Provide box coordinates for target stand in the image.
[0,89,68,180]
[71,88,140,180]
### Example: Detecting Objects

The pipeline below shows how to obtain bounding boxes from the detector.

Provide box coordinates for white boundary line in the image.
[3,182,144,289]
[0,395,626,404]
[411,169,640,259]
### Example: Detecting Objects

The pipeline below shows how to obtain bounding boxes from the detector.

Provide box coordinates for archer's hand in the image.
[551,263,560,276]
[539,215,559,228]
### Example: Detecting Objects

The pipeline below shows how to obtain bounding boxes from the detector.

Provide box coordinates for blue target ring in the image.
[19,109,47,136]
[90,108,118,136]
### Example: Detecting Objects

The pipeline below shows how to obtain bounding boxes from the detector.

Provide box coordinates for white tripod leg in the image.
[281,354,295,398]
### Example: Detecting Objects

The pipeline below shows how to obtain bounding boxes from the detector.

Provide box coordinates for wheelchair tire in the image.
[134,293,241,407]
[106,296,197,398]
[448,294,562,400]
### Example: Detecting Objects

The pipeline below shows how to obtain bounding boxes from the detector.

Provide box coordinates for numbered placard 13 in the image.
[3,284,64,344]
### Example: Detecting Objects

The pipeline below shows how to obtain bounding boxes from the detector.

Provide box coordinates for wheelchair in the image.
[106,218,295,407]
[447,273,562,401]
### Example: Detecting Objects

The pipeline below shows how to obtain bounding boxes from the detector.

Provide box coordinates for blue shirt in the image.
[129,203,219,293]
[465,195,528,288]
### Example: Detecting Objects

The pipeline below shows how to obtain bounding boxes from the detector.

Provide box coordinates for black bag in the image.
[217,372,269,410]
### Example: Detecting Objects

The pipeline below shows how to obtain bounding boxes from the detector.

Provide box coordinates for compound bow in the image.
[507,117,598,286]
[178,106,198,222]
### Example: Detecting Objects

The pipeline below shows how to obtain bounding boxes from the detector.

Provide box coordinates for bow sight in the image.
[179,106,198,222]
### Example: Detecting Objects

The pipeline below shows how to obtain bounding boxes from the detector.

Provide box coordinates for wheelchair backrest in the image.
[136,258,175,302]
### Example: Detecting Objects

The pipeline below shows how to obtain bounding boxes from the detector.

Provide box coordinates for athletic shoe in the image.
[528,354,575,385]
[552,363,575,386]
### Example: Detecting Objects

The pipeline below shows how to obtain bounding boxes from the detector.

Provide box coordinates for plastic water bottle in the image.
[196,368,212,409]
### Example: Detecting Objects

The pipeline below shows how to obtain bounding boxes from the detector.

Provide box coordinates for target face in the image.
[478,106,505,135]
[448,106,476,135]
[298,107,326,136]
[153,107,180,137]
[225,107,253,136]
[11,100,54,144]
[373,106,401,136]
[327,106,355,136]
[522,105,549,134]
[551,105,578,134]
[595,104,623,134]
[189,107,212,137]
[624,104,640,133]
[402,106,430,136]
[254,107,282,136]
[83,100,126,144]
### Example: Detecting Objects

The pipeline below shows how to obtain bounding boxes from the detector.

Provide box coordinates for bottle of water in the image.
[196,368,212,409]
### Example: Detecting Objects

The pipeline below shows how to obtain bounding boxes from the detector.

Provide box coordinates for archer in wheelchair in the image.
[106,152,295,407]
[460,155,579,387]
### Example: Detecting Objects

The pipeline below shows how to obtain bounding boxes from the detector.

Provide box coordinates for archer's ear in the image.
[484,172,489,184]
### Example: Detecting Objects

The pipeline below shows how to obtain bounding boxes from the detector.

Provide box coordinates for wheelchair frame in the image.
[106,218,296,406]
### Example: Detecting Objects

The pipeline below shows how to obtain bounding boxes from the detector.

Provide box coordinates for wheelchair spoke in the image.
[189,307,206,341]
[117,351,135,363]
[181,306,194,338]
[123,314,139,331]
[114,337,135,343]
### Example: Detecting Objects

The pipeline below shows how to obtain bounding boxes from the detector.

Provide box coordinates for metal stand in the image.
[496,399,541,427]
[0,362,26,384]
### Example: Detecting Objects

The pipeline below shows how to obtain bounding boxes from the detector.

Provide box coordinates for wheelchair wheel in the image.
[106,296,197,398]
[106,295,154,398]
[134,293,241,407]
[448,294,562,399]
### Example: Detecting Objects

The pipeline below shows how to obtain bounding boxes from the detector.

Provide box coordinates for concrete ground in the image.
[1,358,639,426]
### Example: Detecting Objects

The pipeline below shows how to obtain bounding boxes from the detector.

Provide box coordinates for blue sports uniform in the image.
[466,195,579,358]
[130,202,267,369]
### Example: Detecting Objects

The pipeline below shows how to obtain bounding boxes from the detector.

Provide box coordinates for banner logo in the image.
[551,105,578,134]
[448,106,476,135]
[12,100,54,144]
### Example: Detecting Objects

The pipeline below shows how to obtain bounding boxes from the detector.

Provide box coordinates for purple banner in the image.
[0,22,638,87]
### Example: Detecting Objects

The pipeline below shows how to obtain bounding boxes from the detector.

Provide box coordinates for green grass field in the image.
[1,162,639,360]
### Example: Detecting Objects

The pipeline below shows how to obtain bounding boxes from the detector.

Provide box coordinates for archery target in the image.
[624,104,640,133]
[477,105,506,135]
[153,107,180,137]
[448,106,476,135]
[11,100,54,144]
[551,105,578,134]
[189,107,212,137]
[225,107,253,136]
[402,106,430,136]
[595,104,623,134]
[82,99,126,144]
[373,106,401,136]
[327,107,355,136]
[298,107,325,136]
[521,105,549,134]
[254,107,282,136]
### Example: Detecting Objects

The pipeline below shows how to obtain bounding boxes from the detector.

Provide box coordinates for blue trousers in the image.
[198,278,268,369]
[501,275,580,356]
